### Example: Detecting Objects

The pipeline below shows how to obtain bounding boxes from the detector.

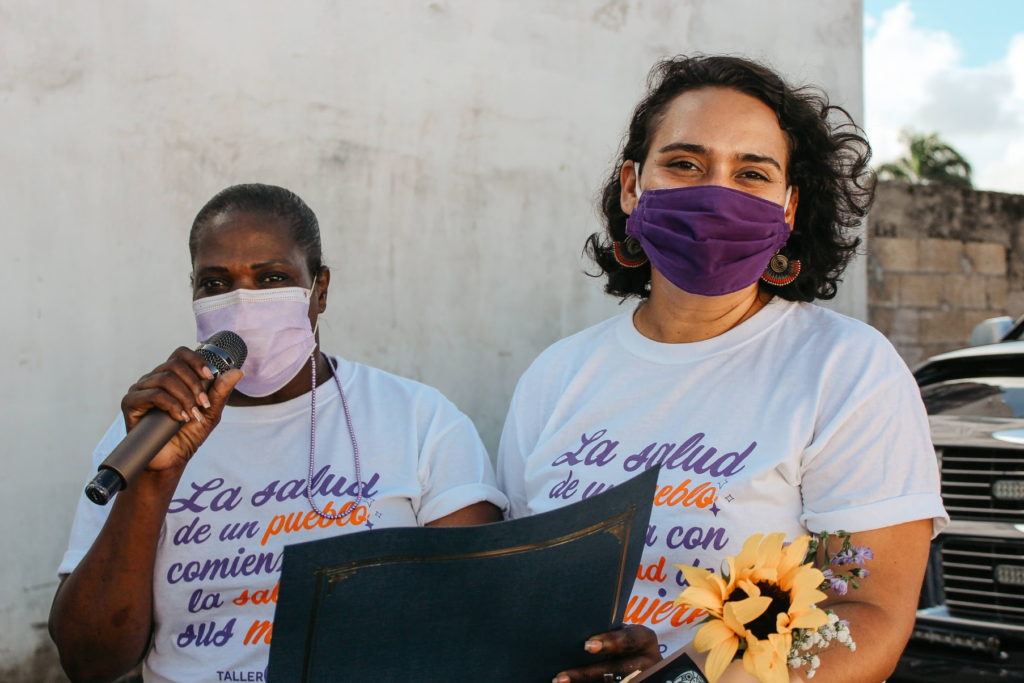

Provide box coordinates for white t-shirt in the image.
[497,299,948,655]
[59,356,507,683]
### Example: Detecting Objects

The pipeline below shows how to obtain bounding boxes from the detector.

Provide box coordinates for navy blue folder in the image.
[267,467,659,682]
[628,649,709,683]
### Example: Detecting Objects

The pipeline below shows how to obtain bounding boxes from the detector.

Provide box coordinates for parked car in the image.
[894,316,1024,682]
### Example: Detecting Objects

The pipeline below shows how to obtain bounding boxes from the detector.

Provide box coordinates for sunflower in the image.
[674,533,830,683]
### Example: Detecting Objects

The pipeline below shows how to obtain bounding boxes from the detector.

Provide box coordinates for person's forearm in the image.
[50,468,183,683]
[681,602,908,683]
[792,601,907,683]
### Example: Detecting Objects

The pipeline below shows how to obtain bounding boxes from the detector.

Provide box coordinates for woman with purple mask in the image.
[50,184,507,683]
[499,56,947,682]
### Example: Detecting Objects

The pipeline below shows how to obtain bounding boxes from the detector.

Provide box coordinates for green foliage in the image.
[876,129,973,188]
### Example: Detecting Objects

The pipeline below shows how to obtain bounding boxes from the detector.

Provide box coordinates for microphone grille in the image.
[200,331,248,372]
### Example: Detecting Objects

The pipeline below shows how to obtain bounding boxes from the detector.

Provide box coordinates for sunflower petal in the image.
[738,579,761,598]
[778,535,812,577]
[776,611,792,634]
[788,608,830,631]
[789,587,829,613]
[749,567,779,584]
[766,634,794,683]
[723,596,771,635]
[759,533,786,568]
[675,585,726,615]
[769,632,792,657]
[705,635,740,683]
[693,619,737,652]
[676,564,729,599]
[786,565,825,593]
[733,533,766,573]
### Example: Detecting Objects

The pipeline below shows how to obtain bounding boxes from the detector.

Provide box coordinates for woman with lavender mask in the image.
[49,184,507,683]
[498,56,947,682]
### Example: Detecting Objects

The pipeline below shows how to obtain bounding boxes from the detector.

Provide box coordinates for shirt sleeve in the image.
[799,347,949,538]
[414,396,508,526]
[57,415,127,576]
[496,386,532,520]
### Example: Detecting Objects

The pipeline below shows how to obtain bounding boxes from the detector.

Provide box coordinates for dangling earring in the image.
[614,236,647,268]
[761,251,801,286]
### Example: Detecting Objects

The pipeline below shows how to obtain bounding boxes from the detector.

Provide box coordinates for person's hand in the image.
[554,625,662,682]
[120,347,243,472]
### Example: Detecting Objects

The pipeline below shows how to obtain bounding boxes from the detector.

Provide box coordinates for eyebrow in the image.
[249,260,291,270]
[194,261,294,274]
[657,142,782,172]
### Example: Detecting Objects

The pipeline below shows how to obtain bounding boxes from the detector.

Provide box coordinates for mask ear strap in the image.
[635,162,643,199]
[308,284,321,339]
[783,185,793,210]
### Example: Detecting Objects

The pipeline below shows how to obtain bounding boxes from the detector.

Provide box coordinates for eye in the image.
[667,160,700,171]
[739,170,770,181]
[199,278,228,292]
[259,272,292,286]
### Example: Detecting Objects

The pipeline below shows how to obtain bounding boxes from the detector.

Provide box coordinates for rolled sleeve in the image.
[415,406,508,526]
[800,355,949,539]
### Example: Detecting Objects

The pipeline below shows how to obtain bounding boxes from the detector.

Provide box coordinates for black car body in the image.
[894,318,1024,682]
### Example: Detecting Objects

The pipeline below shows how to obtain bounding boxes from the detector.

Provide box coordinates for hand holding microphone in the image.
[85,332,247,505]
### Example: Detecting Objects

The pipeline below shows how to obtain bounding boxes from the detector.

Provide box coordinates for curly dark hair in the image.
[586,54,875,302]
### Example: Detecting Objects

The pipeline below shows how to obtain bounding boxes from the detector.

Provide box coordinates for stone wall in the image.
[869,182,1024,366]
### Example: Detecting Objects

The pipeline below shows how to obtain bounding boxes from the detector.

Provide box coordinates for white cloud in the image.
[864,1,1024,193]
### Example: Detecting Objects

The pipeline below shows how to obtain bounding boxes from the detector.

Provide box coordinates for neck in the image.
[634,272,770,344]
[227,343,334,407]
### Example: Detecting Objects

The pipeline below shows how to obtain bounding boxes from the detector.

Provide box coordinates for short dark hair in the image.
[189,183,323,277]
[586,54,875,302]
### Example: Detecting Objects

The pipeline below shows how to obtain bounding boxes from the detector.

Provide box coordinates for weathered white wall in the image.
[0,0,863,674]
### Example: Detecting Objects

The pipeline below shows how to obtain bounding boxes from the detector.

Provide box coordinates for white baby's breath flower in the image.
[811,655,821,668]
[807,668,817,678]
[828,612,840,623]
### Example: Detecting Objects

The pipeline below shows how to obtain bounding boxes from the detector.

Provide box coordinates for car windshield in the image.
[921,377,1024,418]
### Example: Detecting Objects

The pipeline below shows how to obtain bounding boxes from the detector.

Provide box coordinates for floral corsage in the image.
[672,531,870,683]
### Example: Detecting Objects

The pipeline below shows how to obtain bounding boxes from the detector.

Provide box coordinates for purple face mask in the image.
[626,184,792,297]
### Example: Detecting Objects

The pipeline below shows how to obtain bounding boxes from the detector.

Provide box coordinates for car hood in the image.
[930,414,1024,450]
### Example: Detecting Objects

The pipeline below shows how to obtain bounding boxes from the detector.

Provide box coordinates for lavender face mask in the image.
[626,183,792,297]
[193,287,316,397]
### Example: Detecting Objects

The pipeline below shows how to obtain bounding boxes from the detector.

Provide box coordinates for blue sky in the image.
[864,1,1024,192]
[866,0,1024,68]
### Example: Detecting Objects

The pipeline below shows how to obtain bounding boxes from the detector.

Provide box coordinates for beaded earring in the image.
[614,236,647,268]
[761,251,801,286]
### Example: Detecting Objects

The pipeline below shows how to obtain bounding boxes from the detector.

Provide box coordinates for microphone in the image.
[84,331,248,506]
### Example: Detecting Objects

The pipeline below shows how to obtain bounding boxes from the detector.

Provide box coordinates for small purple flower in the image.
[833,545,874,567]
[830,577,849,595]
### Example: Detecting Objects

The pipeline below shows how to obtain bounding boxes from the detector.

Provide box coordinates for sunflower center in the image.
[731,582,791,641]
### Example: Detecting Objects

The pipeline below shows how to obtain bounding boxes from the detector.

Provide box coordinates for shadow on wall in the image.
[0,634,141,683]
[868,181,1023,367]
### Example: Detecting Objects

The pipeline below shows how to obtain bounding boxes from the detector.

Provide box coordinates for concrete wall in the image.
[0,0,863,675]
[868,182,1023,366]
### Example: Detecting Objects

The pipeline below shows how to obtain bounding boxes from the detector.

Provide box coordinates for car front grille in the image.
[942,537,1024,623]
[939,447,1024,524]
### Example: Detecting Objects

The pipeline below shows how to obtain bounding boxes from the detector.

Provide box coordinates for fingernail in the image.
[554,676,570,683]
[585,640,602,653]
[180,411,190,423]
[199,393,211,409]
[192,407,204,423]
[202,366,214,380]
